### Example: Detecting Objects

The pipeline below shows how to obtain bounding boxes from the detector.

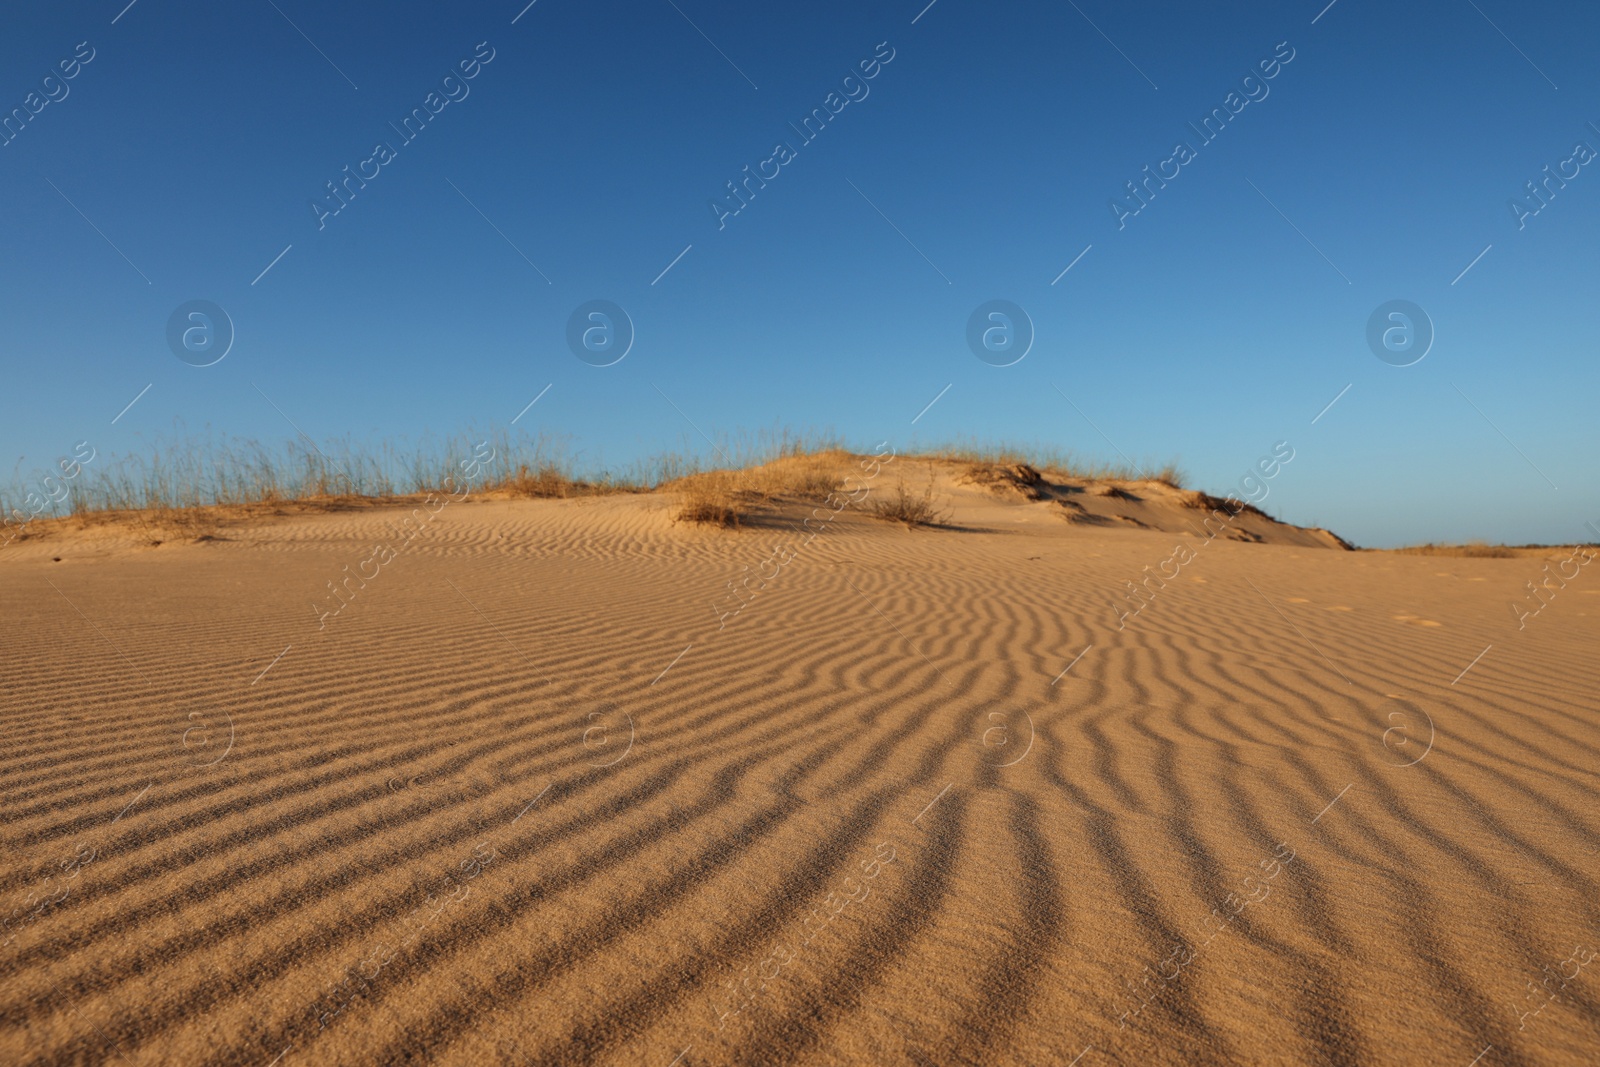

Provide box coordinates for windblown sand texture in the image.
[3,460,1597,1066]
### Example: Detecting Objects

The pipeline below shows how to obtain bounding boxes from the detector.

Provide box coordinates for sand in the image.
[2,462,1597,1066]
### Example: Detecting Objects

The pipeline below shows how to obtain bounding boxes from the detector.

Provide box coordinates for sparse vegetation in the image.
[962,462,1046,500]
[1392,541,1518,558]
[1181,490,1238,511]
[870,469,950,529]
[924,438,1185,487]
[667,449,874,527]
[1,426,860,525]
[672,471,741,528]
[499,462,582,498]
[0,426,1194,541]
[1150,463,1187,489]
[1179,490,1278,522]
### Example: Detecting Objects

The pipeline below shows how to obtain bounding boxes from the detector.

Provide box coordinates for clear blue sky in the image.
[2,0,1595,547]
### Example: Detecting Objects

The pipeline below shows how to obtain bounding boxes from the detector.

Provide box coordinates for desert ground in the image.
[2,457,1597,1066]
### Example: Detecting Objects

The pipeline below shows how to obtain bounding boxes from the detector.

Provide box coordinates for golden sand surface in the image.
[3,465,1597,1065]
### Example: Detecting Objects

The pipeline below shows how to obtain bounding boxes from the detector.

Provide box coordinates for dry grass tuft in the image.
[667,450,862,527]
[1178,490,1284,525]
[1181,490,1239,511]
[738,449,854,502]
[497,463,585,499]
[1150,464,1187,489]
[962,462,1046,501]
[925,439,1183,486]
[870,470,950,529]
[672,472,742,527]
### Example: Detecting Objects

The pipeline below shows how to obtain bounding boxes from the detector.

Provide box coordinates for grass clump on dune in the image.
[923,438,1185,488]
[672,471,741,527]
[870,469,950,529]
[669,451,865,527]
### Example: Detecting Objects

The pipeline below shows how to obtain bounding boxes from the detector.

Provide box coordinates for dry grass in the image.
[870,470,950,529]
[2,427,1181,539]
[925,439,1185,488]
[737,450,855,502]
[1392,541,1518,558]
[1091,485,1137,501]
[961,459,1192,505]
[496,463,589,499]
[1150,463,1187,489]
[961,462,1046,500]
[1181,490,1241,511]
[45,507,211,547]
[49,493,471,546]
[668,452,862,527]
[672,471,741,527]
[2,428,859,522]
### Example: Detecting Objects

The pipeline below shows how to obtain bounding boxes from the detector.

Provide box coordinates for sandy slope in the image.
[2,468,1598,1066]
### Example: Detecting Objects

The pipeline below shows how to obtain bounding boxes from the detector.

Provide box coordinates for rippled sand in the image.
[3,473,1597,1065]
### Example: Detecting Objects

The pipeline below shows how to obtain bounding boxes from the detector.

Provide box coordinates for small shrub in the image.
[870,472,949,529]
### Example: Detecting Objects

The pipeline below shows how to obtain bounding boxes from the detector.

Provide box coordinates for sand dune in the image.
[2,461,1597,1065]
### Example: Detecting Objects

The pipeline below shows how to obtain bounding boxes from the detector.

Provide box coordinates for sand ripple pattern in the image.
[1,501,1597,1065]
